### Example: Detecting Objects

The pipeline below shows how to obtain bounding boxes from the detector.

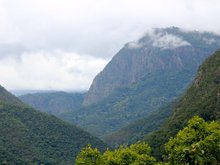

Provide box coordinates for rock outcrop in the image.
[83,27,220,106]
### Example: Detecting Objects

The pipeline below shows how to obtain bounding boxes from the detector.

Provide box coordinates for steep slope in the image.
[0,85,23,106]
[0,86,106,164]
[84,27,220,106]
[62,27,220,138]
[144,50,220,159]
[19,92,84,116]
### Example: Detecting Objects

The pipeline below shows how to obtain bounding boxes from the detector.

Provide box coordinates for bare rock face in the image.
[83,27,220,106]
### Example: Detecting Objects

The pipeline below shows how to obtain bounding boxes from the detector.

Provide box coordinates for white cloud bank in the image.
[0,51,108,91]
[0,0,220,90]
[152,33,191,49]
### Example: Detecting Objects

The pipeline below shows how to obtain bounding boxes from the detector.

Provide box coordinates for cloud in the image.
[1,0,220,58]
[126,41,143,49]
[0,50,108,90]
[0,0,220,90]
[152,33,191,49]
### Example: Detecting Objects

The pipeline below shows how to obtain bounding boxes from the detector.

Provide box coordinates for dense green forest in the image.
[76,116,220,164]
[0,87,106,164]
[19,92,85,116]
[104,102,176,146]
[144,50,220,159]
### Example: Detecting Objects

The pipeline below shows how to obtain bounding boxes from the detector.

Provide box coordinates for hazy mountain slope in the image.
[144,50,220,159]
[62,68,193,137]
[104,102,176,146]
[19,92,84,116]
[84,27,220,106]
[61,27,220,138]
[0,87,106,164]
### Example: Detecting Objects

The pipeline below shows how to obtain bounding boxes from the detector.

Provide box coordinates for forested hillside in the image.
[0,87,106,164]
[144,49,220,159]
[19,92,84,116]
[104,102,176,146]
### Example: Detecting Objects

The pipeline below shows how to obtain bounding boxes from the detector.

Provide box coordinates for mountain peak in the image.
[83,28,220,106]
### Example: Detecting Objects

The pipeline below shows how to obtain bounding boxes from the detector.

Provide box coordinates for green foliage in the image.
[105,102,175,147]
[145,50,220,159]
[0,85,23,106]
[76,142,156,165]
[76,144,102,165]
[165,116,220,165]
[77,116,220,165]
[0,88,106,165]
[19,92,85,116]
[62,69,194,138]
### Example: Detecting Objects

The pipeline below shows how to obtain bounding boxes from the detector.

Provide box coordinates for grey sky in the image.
[0,0,220,91]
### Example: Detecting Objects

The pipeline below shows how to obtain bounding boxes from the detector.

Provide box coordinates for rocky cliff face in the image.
[83,27,220,106]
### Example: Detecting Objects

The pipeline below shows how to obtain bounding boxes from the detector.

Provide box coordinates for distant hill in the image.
[61,27,220,138]
[19,92,85,116]
[144,49,220,159]
[0,86,106,164]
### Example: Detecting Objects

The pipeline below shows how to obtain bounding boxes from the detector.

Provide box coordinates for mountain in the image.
[0,86,106,164]
[19,92,84,116]
[144,49,220,159]
[61,27,220,138]
[84,27,220,106]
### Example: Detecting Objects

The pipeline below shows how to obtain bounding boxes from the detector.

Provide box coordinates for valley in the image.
[1,27,220,164]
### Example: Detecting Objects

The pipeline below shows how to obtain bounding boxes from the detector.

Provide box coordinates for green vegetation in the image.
[165,116,220,164]
[0,88,106,164]
[19,92,84,116]
[76,116,220,165]
[145,49,220,159]
[76,142,156,165]
[62,69,194,138]
[104,102,175,146]
[0,85,23,106]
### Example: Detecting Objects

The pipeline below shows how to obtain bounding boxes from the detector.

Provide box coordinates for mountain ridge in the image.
[19,91,85,116]
[83,27,220,106]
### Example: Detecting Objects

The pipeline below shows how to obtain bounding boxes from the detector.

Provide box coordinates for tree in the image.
[102,142,156,165]
[76,144,102,165]
[76,142,156,165]
[165,116,220,165]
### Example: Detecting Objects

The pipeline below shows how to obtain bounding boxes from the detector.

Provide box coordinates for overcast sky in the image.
[0,0,220,91]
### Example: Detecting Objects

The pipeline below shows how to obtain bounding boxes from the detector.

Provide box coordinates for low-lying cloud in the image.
[152,33,191,49]
[0,50,108,91]
[0,0,220,90]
